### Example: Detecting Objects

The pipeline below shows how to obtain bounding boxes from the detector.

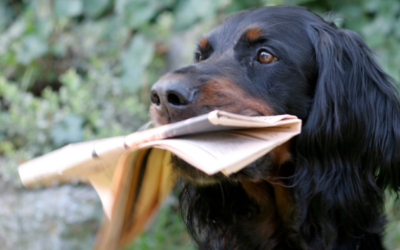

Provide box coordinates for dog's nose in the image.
[150,75,196,111]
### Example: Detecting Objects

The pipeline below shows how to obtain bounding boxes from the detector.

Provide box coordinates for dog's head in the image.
[149,5,400,248]
[150,6,317,125]
[150,6,320,184]
[149,5,400,196]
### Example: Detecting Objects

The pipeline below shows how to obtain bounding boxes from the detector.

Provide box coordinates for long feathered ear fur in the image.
[293,19,400,249]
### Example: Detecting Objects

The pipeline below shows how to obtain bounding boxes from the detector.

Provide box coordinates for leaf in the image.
[16,35,48,65]
[125,1,158,28]
[116,0,175,29]
[34,18,54,39]
[118,34,154,91]
[59,69,82,91]
[82,0,110,18]
[395,19,400,39]
[119,66,144,90]
[121,34,155,68]
[0,19,26,55]
[173,0,228,30]
[55,0,83,18]
[51,114,84,147]
[0,1,10,31]
[362,16,393,47]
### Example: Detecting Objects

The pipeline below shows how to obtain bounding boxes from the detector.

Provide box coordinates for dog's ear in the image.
[293,23,400,246]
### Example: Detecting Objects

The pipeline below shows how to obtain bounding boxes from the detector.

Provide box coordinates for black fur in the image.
[150,5,400,250]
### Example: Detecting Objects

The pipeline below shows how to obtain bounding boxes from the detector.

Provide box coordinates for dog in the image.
[149,5,400,250]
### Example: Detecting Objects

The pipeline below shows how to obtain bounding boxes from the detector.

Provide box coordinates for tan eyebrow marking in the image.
[199,37,209,50]
[246,27,263,41]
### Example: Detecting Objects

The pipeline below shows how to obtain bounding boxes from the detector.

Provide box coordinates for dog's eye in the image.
[257,50,278,64]
[195,52,203,62]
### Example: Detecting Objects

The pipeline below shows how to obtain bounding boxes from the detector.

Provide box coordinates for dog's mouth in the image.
[171,153,272,186]
[148,102,271,184]
[170,155,227,185]
[148,71,277,185]
[149,93,279,184]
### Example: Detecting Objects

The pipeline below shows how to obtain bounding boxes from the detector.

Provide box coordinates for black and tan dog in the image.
[149,5,400,250]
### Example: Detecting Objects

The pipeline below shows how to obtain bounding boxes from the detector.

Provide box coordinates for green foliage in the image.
[0,0,232,248]
[173,0,229,30]
[1,0,399,248]
[384,194,400,249]
[120,34,155,91]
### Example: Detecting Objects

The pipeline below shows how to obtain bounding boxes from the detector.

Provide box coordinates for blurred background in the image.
[0,0,399,249]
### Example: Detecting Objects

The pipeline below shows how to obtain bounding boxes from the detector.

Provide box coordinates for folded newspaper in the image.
[18,110,301,249]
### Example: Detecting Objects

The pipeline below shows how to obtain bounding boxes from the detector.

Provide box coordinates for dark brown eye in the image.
[195,52,203,62]
[258,50,278,64]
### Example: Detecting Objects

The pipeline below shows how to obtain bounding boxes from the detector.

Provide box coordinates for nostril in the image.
[151,91,161,106]
[167,91,189,106]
